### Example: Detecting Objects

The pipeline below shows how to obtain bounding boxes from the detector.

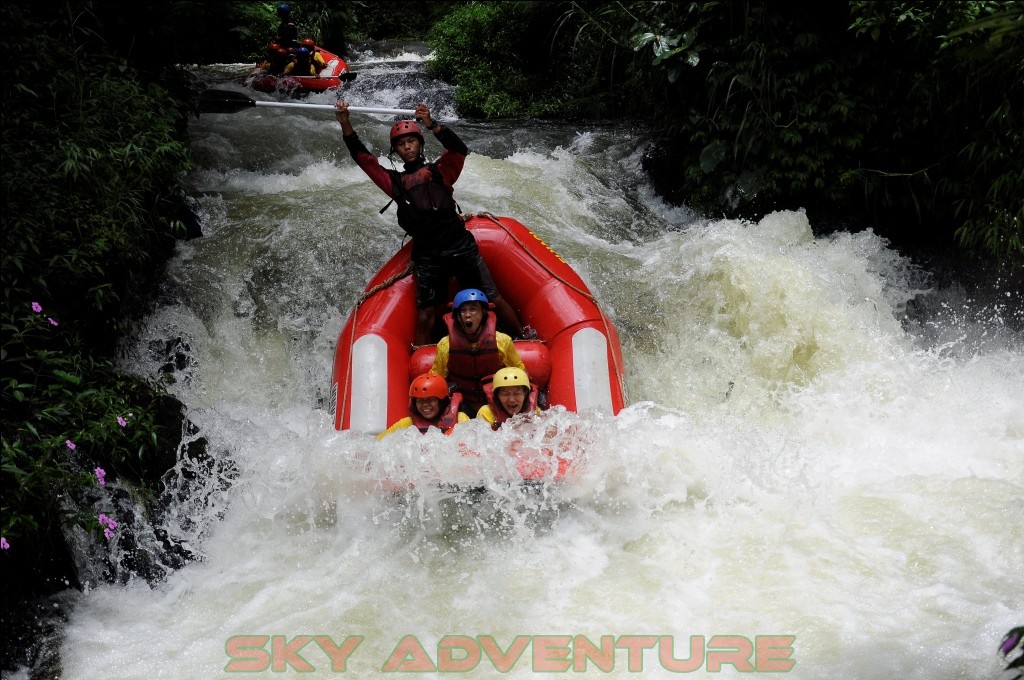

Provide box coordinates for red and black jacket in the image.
[343,127,471,258]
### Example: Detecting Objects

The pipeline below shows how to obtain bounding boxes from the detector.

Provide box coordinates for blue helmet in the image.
[453,289,488,309]
[277,4,291,16]
[296,47,310,57]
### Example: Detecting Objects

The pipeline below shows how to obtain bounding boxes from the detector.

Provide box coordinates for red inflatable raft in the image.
[250,46,350,94]
[330,214,627,435]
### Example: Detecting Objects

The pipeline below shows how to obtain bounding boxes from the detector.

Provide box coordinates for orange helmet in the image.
[409,373,448,399]
[301,38,316,50]
[389,120,423,150]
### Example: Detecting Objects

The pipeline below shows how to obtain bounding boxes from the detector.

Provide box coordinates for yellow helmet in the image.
[493,367,530,389]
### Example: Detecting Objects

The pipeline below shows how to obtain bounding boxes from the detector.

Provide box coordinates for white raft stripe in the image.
[571,327,614,414]
[349,334,389,434]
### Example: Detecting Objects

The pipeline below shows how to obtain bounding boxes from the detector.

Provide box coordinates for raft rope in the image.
[475,212,629,406]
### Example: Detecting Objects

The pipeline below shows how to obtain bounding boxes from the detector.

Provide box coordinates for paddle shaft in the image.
[252,100,414,115]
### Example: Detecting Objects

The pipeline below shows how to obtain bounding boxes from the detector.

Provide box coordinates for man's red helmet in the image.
[390,120,423,149]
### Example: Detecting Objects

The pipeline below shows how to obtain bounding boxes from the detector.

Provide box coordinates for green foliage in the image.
[2,299,175,545]
[56,1,277,69]
[428,1,596,118]
[349,0,458,42]
[945,98,1023,264]
[60,1,353,66]
[1,1,190,558]
[554,0,1022,264]
[2,2,193,346]
[843,1,1023,262]
[276,1,358,54]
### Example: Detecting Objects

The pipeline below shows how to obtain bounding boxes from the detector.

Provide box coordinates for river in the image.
[47,46,1023,679]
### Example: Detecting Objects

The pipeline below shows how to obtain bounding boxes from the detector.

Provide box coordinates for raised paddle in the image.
[199,89,416,116]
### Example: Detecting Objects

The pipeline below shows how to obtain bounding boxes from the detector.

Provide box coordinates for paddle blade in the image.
[339,72,358,82]
[198,90,257,114]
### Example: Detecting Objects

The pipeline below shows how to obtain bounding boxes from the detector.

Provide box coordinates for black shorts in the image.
[413,248,498,309]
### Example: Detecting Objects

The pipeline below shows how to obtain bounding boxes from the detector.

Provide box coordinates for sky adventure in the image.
[225,633,796,673]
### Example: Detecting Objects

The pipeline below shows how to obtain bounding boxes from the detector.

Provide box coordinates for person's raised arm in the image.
[334,101,396,197]
[334,101,354,136]
[416,103,467,184]
[415,103,441,135]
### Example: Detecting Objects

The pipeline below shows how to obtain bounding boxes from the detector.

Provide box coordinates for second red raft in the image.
[250,45,350,94]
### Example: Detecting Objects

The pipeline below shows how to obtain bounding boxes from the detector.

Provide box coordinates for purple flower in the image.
[65,440,76,451]
[94,467,106,486]
[48,317,58,327]
[1,537,9,550]
[116,416,127,428]
[1000,628,1023,656]
[98,514,118,540]
[31,302,42,313]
